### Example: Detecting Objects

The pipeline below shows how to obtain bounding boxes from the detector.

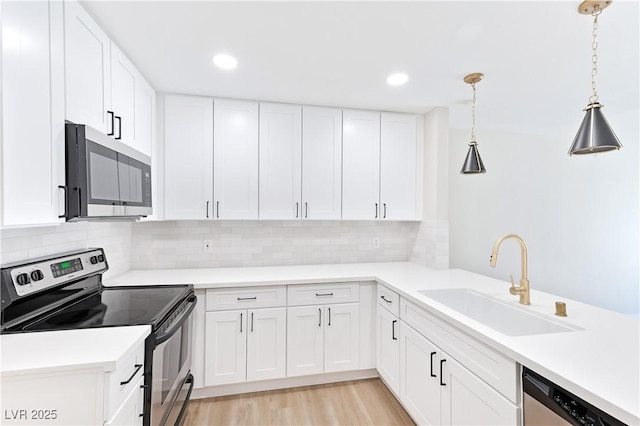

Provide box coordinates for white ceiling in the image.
[82,0,639,134]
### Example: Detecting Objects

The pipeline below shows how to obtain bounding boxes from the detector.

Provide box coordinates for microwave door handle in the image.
[154,296,197,345]
[58,185,68,219]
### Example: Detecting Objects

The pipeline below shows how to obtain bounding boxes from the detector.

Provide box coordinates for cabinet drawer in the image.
[104,341,145,422]
[377,284,400,316]
[287,283,359,306]
[400,298,517,403]
[206,286,286,311]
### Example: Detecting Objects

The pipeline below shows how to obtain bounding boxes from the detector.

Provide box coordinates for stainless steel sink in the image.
[418,289,583,336]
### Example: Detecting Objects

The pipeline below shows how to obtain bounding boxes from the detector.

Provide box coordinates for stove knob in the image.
[90,256,98,265]
[16,273,31,286]
[30,270,44,281]
[97,254,105,263]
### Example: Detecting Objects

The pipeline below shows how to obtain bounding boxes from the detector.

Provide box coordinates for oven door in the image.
[150,296,195,426]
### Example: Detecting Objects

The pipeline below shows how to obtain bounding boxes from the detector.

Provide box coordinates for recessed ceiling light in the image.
[212,54,238,70]
[387,73,408,86]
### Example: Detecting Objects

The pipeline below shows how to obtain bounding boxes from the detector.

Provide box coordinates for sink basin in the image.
[418,289,583,336]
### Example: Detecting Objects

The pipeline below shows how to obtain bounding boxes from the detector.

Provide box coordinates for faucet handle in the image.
[509,274,519,295]
[509,274,515,288]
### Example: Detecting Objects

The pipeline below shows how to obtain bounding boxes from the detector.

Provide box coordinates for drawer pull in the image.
[440,359,447,386]
[318,308,321,327]
[315,293,334,297]
[237,296,257,301]
[328,307,331,326]
[240,312,243,333]
[392,320,397,340]
[380,295,392,304]
[120,364,143,386]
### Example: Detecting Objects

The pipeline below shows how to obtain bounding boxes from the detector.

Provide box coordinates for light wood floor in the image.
[182,378,415,426]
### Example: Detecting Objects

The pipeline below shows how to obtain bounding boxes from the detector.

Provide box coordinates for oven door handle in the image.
[155,295,197,346]
[174,373,194,426]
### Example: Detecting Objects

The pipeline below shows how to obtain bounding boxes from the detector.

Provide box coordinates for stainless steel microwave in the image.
[63,122,152,221]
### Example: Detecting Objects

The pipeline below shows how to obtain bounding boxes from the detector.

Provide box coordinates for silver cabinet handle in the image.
[296,202,299,218]
[216,201,220,218]
[315,293,334,297]
[318,308,321,327]
[383,203,387,219]
[305,202,308,218]
[251,312,254,332]
[237,297,257,301]
[240,312,243,333]
[206,201,210,218]
[380,295,392,304]
[375,203,378,219]
[328,307,331,326]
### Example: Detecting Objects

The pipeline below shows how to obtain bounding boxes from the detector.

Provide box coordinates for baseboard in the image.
[191,369,379,399]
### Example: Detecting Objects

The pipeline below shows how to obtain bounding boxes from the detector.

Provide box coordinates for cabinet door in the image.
[64,0,111,132]
[301,106,342,220]
[213,99,259,219]
[287,305,324,377]
[163,95,213,220]
[441,355,519,426]
[259,103,302,219]
[324,303,359,373]
[110,42,136,145]
[400,321,442,426]
[134,76,155,157]
[380,113,417,220]
[204,310,247,386]
[2,0,65,226]
[246,307,287,382]
[376,306,400,396]
[105,375,144,425]
[342,110,381,220]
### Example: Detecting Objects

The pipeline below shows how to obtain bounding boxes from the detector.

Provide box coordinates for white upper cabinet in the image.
[110,42,136,145]
[342,110,381,220]
[1,0,65,227]
[64,0,111,133]
[163,95,213,220]
[64,0,155,155]
[301,106,342,220]
[380,113,418,220]
[134,77,155,157]
[259,103,302,220]
[342,110,420,221]
[213,99,259,220]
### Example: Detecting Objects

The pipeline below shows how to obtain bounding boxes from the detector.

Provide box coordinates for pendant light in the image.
[569,0,622,155]
[461,73,486,174]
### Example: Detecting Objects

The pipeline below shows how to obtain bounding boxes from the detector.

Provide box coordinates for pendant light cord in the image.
[471,82,477,142]
[590,7,601,104]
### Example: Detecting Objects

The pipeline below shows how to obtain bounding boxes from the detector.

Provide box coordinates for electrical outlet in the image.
[373,237,381,249]
[203,239,213,253]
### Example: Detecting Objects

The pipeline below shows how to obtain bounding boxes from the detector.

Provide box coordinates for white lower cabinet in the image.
[105,375,144,426]
[376,304,400,397]
[204,307,286,386]
[287,303,359,377]
[399,321,519,426]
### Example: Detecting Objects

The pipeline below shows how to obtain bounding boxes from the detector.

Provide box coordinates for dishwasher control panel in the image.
[523,367,627,426]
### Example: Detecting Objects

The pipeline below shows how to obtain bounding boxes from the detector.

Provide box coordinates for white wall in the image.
[449,109,639,315]
[0,222,132,278]
[132,220,419,269]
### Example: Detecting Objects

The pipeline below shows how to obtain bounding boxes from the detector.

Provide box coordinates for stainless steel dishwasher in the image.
[523,367,627,426]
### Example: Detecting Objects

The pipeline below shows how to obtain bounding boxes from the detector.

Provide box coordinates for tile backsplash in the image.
[132,220,422,269]
[0,222,132,278]
[1,219,449,276]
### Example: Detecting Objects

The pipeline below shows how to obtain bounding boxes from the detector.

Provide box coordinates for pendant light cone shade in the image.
[461,142,486,174]
[569,103,622,155]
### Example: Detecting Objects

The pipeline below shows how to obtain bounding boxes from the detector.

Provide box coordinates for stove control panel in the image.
[8,249,107,297]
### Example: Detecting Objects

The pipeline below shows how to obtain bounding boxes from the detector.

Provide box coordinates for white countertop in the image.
[105,262,640,425]
[1,325,150,376]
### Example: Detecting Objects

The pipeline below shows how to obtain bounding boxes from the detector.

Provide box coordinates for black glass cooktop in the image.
[18,285,191,332]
